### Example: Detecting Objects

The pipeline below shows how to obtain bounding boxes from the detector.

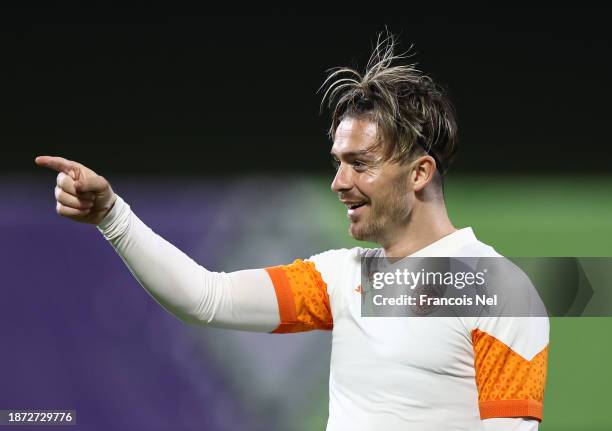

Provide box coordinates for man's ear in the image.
[410,155,437,192]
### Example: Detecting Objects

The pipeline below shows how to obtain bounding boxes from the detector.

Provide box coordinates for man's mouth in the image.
[343,201,369,219]
[347,203,366,210]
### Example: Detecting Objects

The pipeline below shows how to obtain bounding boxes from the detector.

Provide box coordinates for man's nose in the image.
[331,163,352,193]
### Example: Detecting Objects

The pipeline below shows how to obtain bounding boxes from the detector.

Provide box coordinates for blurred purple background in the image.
[1,177,336,431]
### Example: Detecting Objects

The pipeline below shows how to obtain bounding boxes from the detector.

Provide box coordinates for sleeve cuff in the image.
[96,195,131,241]
[479,400,543,421]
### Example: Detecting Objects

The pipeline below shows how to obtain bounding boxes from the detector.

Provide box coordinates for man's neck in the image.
[381,203,456,257]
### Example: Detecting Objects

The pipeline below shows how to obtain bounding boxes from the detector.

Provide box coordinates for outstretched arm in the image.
[97,195,280,330]
[35,156,281,331]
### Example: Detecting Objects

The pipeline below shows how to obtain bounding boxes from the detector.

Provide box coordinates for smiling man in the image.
[331,116,455,256]
[36,33,548,431]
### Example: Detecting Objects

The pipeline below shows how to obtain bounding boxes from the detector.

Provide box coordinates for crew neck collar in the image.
[383,227,478,258]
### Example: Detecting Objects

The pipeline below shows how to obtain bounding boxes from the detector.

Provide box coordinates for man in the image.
[36,34,548,430]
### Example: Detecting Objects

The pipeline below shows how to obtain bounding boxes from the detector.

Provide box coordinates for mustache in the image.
[339,194,369,202]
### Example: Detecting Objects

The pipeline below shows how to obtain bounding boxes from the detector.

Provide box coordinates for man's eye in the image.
[331,158,340,170]
[353,160,367,171]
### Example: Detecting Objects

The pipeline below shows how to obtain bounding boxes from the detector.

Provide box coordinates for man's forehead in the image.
[331,117,380,156]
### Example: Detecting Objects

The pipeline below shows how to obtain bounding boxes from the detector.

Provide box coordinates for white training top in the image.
[97,196,548,431]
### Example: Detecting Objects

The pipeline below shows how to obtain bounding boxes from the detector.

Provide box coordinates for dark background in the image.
[3,8,611,175]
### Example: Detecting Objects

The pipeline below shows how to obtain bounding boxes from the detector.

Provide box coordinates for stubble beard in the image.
[349,182,411,244]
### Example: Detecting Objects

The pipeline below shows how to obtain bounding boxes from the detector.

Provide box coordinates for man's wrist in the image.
[96,195,130,239]
[101,194,118,222]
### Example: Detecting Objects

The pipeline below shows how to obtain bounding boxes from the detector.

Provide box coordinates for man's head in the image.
[322,33,458,243]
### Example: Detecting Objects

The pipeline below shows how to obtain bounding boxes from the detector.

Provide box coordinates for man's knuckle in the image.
[59,195,71,206]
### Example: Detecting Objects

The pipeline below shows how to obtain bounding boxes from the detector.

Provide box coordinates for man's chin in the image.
[348,222,371,242]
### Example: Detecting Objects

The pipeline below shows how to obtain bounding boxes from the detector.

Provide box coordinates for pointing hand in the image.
[35,156,117,225]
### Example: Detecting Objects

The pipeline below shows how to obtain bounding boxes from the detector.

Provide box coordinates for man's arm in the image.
[471,312,549,430]
[35,156,282,331]
[97,195,281,330]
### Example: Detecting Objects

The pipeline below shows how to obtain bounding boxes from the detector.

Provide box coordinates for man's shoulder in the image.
[307,246,377,265]
[303,247,370,295]
[455,239,502,258]
[305,247,384,283]
[452,227,503,258]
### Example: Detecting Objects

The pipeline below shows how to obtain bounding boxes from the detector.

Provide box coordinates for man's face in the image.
[331,117,414,243]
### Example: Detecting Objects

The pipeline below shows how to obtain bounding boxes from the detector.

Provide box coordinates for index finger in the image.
[35,156,78,177]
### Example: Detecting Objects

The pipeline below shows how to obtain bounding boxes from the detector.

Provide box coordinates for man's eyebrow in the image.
[330,146,379,158]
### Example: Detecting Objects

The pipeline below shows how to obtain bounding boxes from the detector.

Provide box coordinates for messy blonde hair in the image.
[320,31,458,175]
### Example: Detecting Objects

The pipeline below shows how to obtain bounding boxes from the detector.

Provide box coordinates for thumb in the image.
[74,175,108,194]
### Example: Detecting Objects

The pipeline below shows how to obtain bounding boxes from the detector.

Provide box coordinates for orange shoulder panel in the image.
[472,329,548,421]
[265,259,333,333]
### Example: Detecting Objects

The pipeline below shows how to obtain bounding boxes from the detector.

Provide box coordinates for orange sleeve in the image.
[472,329,548,421]
[265,259,333,333]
